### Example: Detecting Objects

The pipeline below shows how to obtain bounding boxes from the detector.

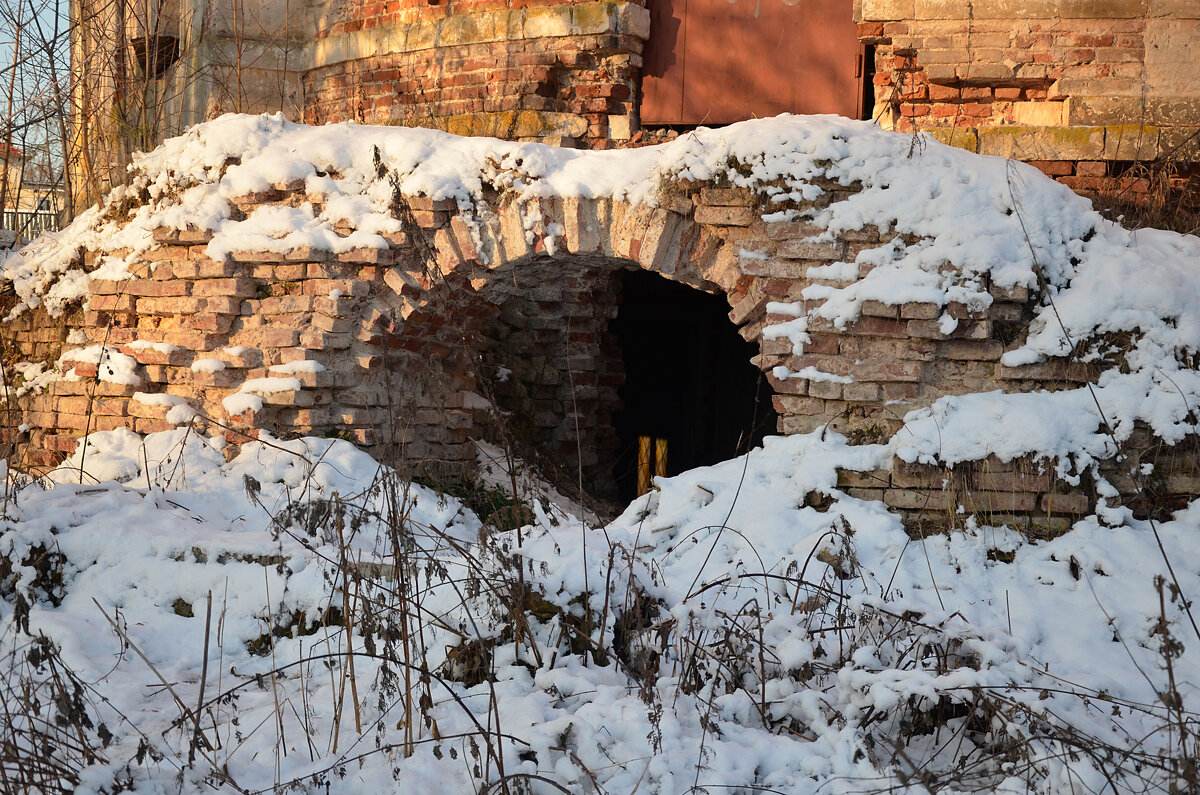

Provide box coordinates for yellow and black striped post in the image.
[636,435,668,496]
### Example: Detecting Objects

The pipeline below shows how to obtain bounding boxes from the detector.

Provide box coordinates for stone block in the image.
[1011,101,1068,127]
[616,1,651,39]
[882,382,919,400]
[561,196,604,254]
[772,394,827,415]
[846,315,911,338]
[134,418,174,434]
[989,283,1030,302]
[608,114,633,140]
[88,294,137,312]
[766,220,825,240]
[162,333,220,353]
[43,434,80,454]
[962,489,1039,513]
[891,462,948,489]
[907,318,991,340]
[230,250,284,264]
[694,204,755,227]
[521,4,578,38]
[776,238,845,260]
[204,297,243,315]
[967,467,1052,493]
[442,110,589,140]
[142,246,188,263]
[861,0,915,18]
[861,300,898,318]
[128,279,191,297]
[337,247,393,265]
[808,380,844,400]
[314,314,355,333]
[939,339,1005,360]
[301,331,352,350]
[844,382,882,402]
[172,258,240,279]
[88,279,126,295]
[1102,124,1160,160]
[259,328,301,348]
[611,203,656,258]
[738,257,807,278]
[900,302,941,319]
[700,187,754,206]
[885,488,949,511]
[498,201,533,263]
[837,468,891,489]
[633,209,683,272]
[957,63,1017,84]
[776,415,824,434]
[137,297,205,315]
[192,369,237,388]
[977,125,1105,160]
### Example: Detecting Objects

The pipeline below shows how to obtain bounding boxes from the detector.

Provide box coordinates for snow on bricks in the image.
[4,113,1200,532]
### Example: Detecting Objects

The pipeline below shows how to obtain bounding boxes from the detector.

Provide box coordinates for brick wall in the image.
[5,171,1197,527]
[857,2,1200,202]
[301,0,649,146]
[862,16,1150,133]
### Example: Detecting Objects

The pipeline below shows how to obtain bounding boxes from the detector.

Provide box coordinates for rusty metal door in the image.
[641,0,864,125]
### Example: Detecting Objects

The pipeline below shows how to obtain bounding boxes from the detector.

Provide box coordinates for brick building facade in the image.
[72,0,1200,207]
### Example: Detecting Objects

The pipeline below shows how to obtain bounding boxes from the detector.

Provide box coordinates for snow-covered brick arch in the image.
[4,113,1200,528]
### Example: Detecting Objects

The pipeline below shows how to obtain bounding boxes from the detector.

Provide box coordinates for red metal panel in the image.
[641,0,687,124]
[641,0,862,125]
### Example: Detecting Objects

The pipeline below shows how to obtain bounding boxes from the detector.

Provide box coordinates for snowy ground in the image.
[2,114,1200,792]
[0,425,1196,794]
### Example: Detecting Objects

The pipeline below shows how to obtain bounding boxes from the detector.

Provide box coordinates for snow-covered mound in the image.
[1,428,1198,793]
[4,113,1200,480]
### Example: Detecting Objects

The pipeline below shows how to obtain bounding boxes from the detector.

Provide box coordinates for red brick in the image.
[849,315,910,337]
[89,279,127,295]
[1057,176,1111,192]
[695,205,755,226]
[124,280,190,297]
[1027,160,1073,177]
[88,294,137,312]
[908,319,991,340]
[137,297,204,315]
[882,382,919,400]
[927,84,961,102]
[192,278,259,298]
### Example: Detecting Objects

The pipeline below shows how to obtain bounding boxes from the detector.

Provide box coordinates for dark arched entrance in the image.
[610,270,777,501]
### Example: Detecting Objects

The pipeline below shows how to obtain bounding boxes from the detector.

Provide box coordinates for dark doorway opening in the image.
[610,270,777,502]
